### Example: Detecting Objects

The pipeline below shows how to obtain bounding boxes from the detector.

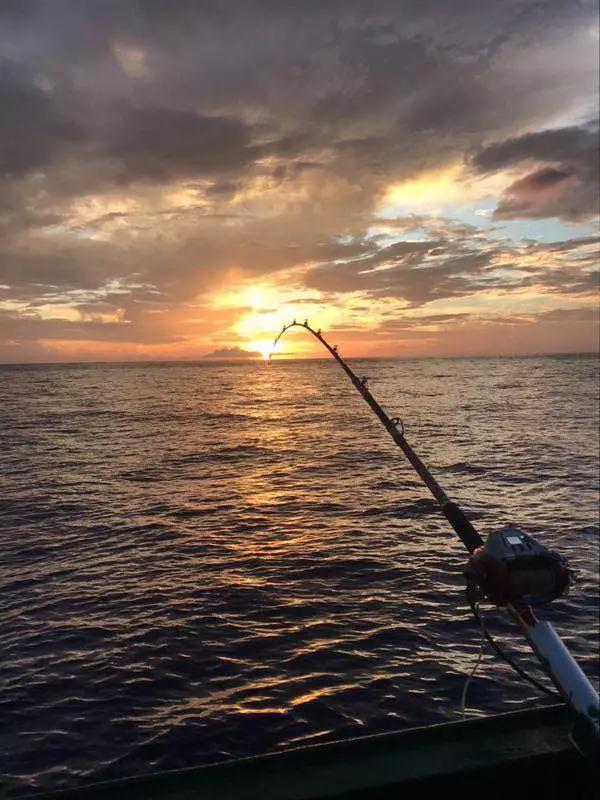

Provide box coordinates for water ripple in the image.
[0,355,598,796]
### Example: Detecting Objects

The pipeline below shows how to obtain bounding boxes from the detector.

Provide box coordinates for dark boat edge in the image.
[16,703,597,800]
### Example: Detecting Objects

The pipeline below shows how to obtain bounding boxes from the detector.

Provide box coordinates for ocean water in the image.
[1,355,598,796]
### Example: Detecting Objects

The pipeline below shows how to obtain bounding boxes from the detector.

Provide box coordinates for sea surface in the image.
[1,355,598,796]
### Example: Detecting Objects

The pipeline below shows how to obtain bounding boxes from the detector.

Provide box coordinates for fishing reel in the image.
[464,525,571,607]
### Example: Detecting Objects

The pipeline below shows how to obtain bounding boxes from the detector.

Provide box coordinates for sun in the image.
[211,280,341,359]
[248,339,275,359]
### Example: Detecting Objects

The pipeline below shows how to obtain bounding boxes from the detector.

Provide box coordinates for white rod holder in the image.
[521,616,599,737]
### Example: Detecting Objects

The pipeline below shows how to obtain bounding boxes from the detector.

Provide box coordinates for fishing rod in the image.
[269,321,599,755]
[272,321,481,552]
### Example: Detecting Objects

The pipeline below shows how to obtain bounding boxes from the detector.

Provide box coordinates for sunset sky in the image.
[1,0,598,362]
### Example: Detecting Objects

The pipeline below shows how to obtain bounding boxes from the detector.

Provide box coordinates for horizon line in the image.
[1,350,598,367]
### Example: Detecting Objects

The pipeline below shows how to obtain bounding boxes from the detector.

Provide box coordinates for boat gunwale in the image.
[16,703,577,800]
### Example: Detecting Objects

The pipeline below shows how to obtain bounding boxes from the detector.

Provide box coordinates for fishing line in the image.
[468,599,561,700]
[460,603,486,717]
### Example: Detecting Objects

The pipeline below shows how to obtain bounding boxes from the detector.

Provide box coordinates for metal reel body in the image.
[465,526,570,607]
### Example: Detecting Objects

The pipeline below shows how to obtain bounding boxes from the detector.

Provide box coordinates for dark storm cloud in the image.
[472,125,597,172]
[0,59,83,177]
[305,229,600,307]
[473,123,600,221]
[104,105,256,183]
[305,239,500,306]
[2,0,595,193]
[0,63,256,185]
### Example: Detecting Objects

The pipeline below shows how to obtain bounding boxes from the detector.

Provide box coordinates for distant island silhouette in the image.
[202,346,262,359]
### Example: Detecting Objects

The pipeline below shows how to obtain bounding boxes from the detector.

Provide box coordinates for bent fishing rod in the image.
[269,321,599,754]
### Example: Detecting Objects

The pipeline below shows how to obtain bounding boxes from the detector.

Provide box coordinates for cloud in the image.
[103,104,256,184]
[0,0,598,360]
[472,123,599,221]
[0,58,84,177]
[304,236,502,306]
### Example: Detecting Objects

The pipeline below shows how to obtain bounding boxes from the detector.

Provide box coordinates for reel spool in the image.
[465,525,571,607]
